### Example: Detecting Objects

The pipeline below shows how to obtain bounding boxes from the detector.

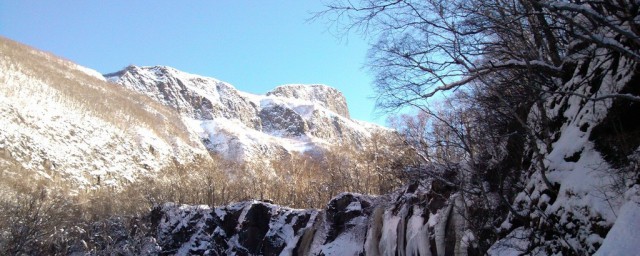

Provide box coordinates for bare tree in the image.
[318,0,640,253]
[317,0,640,198]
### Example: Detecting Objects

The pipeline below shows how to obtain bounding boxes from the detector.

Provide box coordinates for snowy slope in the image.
[0,37,209,188]
[105,65,388,164]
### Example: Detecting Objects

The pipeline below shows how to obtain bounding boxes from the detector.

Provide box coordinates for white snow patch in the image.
[488,227,532,256]
[594,202,640,256]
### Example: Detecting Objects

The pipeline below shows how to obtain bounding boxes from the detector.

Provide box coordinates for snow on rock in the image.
[148,183,474,255]
[492,19,640,254]
[153,201,318,255]
[267,84,351,118]
[105,65,260,127]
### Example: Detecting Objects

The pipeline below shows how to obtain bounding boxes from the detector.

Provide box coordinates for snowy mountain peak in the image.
[105,65,258,125]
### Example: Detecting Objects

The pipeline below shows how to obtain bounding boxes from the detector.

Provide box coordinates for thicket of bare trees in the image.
[319,0,639,253]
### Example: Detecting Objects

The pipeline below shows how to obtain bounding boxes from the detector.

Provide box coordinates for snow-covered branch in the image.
[549,90,640,103]
[540,1,640,46]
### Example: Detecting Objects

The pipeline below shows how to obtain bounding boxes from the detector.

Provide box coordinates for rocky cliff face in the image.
[106,65,386,163]
[139,183,469,256]
[489,31,640,256]
[105,66,261,127]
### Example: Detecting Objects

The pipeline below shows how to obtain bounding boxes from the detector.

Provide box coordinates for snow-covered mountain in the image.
[105,65,386,163]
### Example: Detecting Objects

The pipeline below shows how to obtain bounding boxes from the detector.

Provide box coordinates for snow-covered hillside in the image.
[489,30,640,256]
[0,37,209,188]
[105,65,388,164]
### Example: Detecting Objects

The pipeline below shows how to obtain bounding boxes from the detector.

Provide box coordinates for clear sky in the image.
[0,1,388,125]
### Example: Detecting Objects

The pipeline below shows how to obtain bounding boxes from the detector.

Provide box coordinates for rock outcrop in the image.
[267,84,351,119]
[145,183,470,256]
[105,66,261,128]
[488,19,640,256]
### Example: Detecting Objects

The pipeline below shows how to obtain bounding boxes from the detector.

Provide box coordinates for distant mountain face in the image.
[105,65,386,163]
[267,84,351,118]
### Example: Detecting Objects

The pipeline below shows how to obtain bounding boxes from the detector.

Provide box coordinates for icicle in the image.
[435,198,454,256]
[364,205,385,256]
[295,211,323,256]
[405,206,432,256]
[379,208,401,255]
[396,205,409,256]
[280,211,318,256]
[453,196,468,256]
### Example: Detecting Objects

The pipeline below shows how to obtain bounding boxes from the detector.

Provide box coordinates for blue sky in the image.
[0,1,389,125]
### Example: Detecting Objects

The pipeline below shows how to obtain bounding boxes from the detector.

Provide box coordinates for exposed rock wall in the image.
[490,26,640,256]
[105,66,261,128]
[146,184,471,256]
